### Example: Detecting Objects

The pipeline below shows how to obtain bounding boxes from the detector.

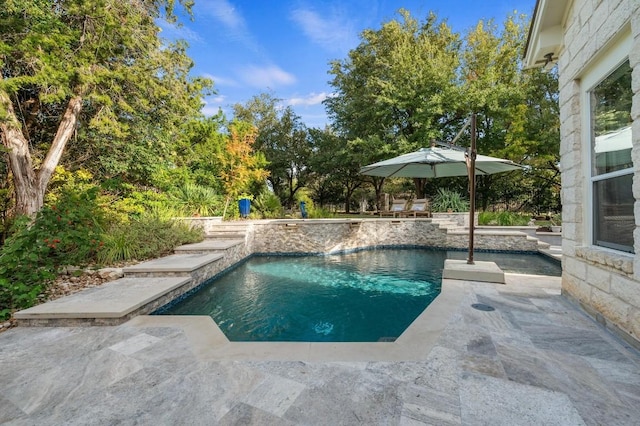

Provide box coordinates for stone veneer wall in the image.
[232,219,540,254]
[557,0,640,346]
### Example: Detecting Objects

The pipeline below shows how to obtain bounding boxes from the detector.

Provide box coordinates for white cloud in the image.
[203,73,240,87]
[287,92,329,106]
[290,7,359,53]
[202,104,223,117]
[201,95,229,117]
[199,0,265,55]
[157,19,203,43]
[239,65,296,88]
[202,0,245,31]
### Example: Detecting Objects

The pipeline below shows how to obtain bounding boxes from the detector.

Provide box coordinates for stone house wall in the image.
[557,0,640,346]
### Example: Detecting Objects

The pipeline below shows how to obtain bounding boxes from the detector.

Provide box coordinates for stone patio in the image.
[2,273,639,425]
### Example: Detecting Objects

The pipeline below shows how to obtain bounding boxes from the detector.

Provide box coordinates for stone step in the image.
[175,238,244,254]
[123,252,223,277]
[538,245,562,261]
[14,276,191,326]
[535,238,551,250]
[206,230,246,239]
[206,223,251,231]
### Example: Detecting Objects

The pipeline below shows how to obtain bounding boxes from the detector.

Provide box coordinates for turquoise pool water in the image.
[162,249,561,342]
[165,249,445,342]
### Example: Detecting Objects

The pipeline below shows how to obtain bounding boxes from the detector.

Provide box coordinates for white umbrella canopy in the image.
[360,139,525,265]
[359,147,524,178]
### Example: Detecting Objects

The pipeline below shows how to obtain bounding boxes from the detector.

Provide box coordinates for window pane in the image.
[593,174,634,253]
[591,61,632,176]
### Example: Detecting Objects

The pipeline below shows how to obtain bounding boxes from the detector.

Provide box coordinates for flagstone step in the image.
[174,238,244,254]
[14,276,191,326]
[206,230,246,239]
[123,253,223,276]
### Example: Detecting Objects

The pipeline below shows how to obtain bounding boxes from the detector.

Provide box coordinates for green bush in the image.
[478,211,532,226]
[253,191,283,218]
[0,188,105,320]
[431,188,469,212]
[309,206,335,218]
[170,183,224,217]
[98,214,203,265]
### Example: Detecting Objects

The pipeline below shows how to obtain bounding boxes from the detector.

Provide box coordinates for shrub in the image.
[478,211,532,226]
[253,191,283,218]
[170,183,224,217]
[0,188,105,320]
[98,214,203,265]
[309,206,335,218]
[431,188,469,212]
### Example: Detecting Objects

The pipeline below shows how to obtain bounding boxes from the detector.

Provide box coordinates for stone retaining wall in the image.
[229,219,539,254]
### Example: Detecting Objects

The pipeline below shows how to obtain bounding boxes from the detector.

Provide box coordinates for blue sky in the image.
[161,1,536,128]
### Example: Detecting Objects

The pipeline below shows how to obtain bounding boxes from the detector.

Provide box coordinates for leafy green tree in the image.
[233,93,312,208]
[308,128,364,213]
[325,10,462,202]
[459,15,560,211]
[0,0,210,215]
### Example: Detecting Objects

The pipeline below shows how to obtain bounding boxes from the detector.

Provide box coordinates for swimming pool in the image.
[163,249,444,342]
[160,248,561,343]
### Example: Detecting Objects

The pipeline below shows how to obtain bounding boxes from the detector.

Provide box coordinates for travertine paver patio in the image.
[1,273,639,425]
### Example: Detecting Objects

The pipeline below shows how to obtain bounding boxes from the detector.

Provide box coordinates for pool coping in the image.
[124,278,468,362]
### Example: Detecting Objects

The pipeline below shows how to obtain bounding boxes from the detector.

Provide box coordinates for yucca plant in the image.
[431,188,469,212]
[170,183,223,217]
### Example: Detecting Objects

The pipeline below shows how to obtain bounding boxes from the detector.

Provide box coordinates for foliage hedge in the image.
[478,211,532,226]
[0,183,204,322]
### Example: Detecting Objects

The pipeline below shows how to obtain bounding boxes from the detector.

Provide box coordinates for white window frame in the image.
[581,32,633,252]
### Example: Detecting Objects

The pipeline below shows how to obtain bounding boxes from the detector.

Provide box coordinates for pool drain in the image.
[471,303,495,312]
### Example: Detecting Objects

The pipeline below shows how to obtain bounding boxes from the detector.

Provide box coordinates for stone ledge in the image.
[15,277,191,321]
[575,246,633,276]
[442,259,506,284]
[123,253,223,274]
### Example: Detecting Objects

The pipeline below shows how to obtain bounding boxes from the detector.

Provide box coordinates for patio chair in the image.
[379,198,409,217]
[400,198,431,218]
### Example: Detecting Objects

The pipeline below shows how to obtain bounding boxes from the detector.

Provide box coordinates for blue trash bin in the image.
[300,201,308,219]
[239,198,251,218]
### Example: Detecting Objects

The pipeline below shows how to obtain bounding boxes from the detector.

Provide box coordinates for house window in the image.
[590,60,633,253]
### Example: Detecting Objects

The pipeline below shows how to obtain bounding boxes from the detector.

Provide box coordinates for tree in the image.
[325,10,462,201]
[216,120,269,202]
[308,128,363,213]
[459,15,560,211]
[0,0,210,215]
[233,93,312,208]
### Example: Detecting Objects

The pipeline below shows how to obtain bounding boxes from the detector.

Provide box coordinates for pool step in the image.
[14,276,192,326]
[204,221,250,240]
[174,238,244,254]
[123,253,224,278]
[539,245,562,261]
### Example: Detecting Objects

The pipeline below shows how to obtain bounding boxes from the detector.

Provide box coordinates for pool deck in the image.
[2,273,639,425]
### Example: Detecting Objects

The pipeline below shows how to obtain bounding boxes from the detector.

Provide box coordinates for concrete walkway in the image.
[1,274,639,425]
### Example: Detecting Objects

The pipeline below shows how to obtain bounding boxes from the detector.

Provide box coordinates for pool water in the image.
[162,249,561,342]
[446,251,561,276]
[165,249,445,342]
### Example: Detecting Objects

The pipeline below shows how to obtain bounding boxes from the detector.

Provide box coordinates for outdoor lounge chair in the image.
[379,198,408,217]
[400,198,431,218]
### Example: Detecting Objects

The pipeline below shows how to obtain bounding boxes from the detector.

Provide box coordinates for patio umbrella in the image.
[359,146,523,178]
[360,115,524,264]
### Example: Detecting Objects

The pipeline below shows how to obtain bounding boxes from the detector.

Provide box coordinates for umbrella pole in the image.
[468,113,477,265]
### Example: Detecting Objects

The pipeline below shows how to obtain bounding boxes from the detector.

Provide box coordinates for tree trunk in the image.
[371,177,385,211]
[1,91,82,216]
[413,178,427,198]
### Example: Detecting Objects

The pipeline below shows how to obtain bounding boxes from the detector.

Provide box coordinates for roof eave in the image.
[523,0,572,69]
